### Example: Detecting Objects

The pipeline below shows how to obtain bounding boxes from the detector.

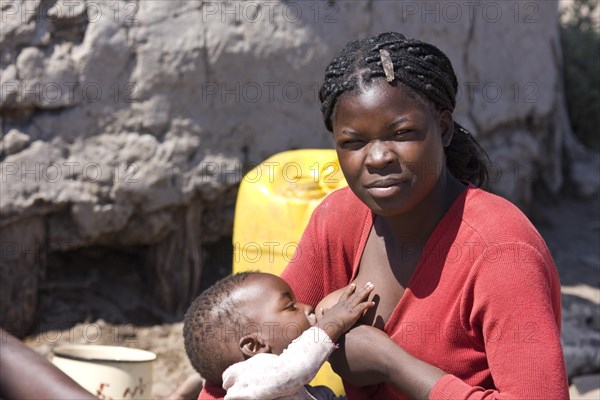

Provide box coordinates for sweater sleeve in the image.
[430,243,568,399]
[222,327,336,400]
[282,188,366,307]
[281,205,328,308]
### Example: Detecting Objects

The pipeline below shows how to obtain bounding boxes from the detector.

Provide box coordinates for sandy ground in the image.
[22,192,600,398]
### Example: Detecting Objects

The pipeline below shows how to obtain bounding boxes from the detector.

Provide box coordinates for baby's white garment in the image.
[222,327,340,400]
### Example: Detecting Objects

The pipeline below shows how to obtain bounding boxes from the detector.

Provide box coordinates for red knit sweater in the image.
[199,185,568,399]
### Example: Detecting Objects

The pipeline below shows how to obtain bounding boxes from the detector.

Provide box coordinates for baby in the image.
[183,272,374,400]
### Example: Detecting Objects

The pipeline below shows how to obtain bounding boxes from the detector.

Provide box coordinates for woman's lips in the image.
[366,185,402,197]
[365,179,406,198]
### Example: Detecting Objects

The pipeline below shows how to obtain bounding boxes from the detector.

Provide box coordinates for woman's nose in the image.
[365,140,394,168]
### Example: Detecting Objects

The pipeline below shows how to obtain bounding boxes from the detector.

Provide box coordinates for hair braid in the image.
[319,32,490,186]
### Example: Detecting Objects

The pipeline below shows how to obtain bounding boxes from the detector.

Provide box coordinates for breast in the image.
[351,220,426,329]
[352,268,405,329]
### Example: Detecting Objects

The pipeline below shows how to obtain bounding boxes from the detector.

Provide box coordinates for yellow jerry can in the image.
[233,149,348,394]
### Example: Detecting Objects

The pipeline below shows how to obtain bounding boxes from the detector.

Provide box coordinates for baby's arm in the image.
[223,283,374,400]
[314,282,374,342]
[223,328,332,400]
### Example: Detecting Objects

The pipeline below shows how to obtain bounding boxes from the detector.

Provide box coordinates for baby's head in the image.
[183,272,315,385]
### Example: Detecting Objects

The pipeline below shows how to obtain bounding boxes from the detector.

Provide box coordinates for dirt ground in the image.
[23,191,600,398]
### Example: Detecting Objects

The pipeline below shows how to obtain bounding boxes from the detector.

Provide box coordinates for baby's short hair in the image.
[183,271,259,385]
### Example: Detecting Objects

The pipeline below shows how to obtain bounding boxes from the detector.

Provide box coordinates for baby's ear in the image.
[239,334,271,358]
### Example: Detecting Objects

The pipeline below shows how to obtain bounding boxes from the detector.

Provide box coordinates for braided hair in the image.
[319,32,489,187]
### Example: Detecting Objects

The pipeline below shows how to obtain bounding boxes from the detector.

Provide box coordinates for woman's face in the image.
[331,81,452,217]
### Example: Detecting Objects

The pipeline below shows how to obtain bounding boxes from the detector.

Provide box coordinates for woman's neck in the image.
[376,171,466,248]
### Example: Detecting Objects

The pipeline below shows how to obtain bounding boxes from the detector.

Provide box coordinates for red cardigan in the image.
[199,185,568,399]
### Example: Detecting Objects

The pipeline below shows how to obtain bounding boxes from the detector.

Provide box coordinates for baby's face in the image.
[236,273,315,355]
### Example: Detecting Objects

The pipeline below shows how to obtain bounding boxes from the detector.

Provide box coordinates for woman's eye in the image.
[393,130,409,138]
[287,303,297,310]
[342,140,364,148]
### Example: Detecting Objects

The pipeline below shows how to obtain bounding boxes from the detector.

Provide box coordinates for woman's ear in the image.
[239,334,271,358]
[439,109,454,147]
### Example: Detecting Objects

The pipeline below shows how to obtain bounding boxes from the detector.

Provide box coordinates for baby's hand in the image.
[316,282,374,342]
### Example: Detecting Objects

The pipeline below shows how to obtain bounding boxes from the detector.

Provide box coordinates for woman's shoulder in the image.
[459,186,560,296]
[461,185,546,248]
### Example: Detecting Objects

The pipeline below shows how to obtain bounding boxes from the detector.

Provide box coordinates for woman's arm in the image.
[330,244,569,400]
[329,325,445,399]
[427,244,568,399]
[0,329,96,400]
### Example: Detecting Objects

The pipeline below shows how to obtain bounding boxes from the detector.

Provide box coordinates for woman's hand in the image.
[328,324,392,386]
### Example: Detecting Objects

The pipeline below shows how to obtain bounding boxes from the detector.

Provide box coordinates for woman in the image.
[200,32,568,399]
[280,32,568,399]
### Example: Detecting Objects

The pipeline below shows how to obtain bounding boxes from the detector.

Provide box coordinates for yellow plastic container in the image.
[233,149,347,394]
